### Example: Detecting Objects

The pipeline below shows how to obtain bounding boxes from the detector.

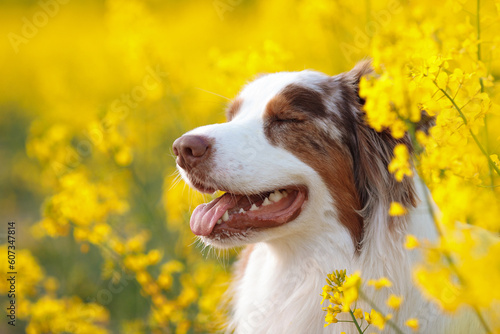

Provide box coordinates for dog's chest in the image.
[230,245,342,334]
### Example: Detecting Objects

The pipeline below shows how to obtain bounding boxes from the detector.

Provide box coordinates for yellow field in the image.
[0,0,499,333]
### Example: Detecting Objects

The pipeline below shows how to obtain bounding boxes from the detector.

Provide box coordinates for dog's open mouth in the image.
[190,187,308,238]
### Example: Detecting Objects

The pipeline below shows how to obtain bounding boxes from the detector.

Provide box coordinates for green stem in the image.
[349,309,364,334]
[437,86,500,176]
[476,0,495,189]
[412,139,493,334]
[474,305,492,334]
[477,0,484,92]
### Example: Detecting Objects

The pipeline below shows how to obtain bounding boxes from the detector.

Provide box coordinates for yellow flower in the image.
[157,273,173,290]
[353,308,363,319]
[405,235,420,249]
[330,291,342,305]
[24,296,109,333]
[387,294,403,310]
[491,154,500,168]
[320,291,330,304]
[114,146,133,166]
[414,266,462,311]
[341,271,361,311]
[365,309,389,330]
[43,277,59,294]
[136,270,151,285]
[388,144,413,181]
[389,202,407,216]
[162,260,185,274]
[406,318,419,331]
[147,249,162,265]
[368,277,392,290]
[324,312,338,326]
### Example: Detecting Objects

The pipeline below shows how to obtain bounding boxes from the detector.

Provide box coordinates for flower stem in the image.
[349,309,364,334]
[358,290,406,334]
[476,0,495,189]
[437,86,500,176]
[473,305,492,334]
[411,133,493,334]
[477,0,484,92]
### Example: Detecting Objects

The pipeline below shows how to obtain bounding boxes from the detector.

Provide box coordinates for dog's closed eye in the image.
[271,114,306,124]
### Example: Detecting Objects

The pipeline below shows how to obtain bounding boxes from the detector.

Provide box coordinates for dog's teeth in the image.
[281,190,288,197]
[250,204,258,211]
[217,219,222,225]
[269,190,283,203]
[222,211,229,222]
[263,197,272,206]
[238,208,245,214]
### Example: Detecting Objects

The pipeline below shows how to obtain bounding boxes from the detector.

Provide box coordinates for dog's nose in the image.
[173,135,211,169]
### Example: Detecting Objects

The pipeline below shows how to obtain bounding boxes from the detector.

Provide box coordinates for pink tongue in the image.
[190,193,239,236]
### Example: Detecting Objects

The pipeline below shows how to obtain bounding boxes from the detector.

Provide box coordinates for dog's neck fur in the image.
[227,177,472,334]
[229,202,402,332]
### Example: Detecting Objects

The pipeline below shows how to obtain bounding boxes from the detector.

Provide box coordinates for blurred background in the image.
[0,0,499,333]
[0,0,372,332]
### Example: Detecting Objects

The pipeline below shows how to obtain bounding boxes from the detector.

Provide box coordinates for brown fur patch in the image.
[278,84,328,118]
[264,83,364,246]
[266,84,328,123]
[334,74,417,234]
[226,98,243,121]
[263,63,417,248]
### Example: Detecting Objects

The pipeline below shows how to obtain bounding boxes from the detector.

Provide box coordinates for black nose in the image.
[172,135,211,169]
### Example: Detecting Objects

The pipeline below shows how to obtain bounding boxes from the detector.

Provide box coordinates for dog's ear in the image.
[352,123,417,220]
[341,59,373,105]
[343,59,373,85]
[339,60,417,227]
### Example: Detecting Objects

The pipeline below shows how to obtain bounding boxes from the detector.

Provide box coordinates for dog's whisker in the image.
[189,236,200,248]
[168,174,183,191]
[195,87,231,101]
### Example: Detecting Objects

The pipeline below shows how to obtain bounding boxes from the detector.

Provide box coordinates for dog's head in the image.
[173,60,416,249]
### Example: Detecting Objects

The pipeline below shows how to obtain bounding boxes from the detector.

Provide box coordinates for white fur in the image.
[178,71,484,333]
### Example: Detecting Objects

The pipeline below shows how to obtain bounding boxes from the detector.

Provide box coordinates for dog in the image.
[173,61,482,333]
